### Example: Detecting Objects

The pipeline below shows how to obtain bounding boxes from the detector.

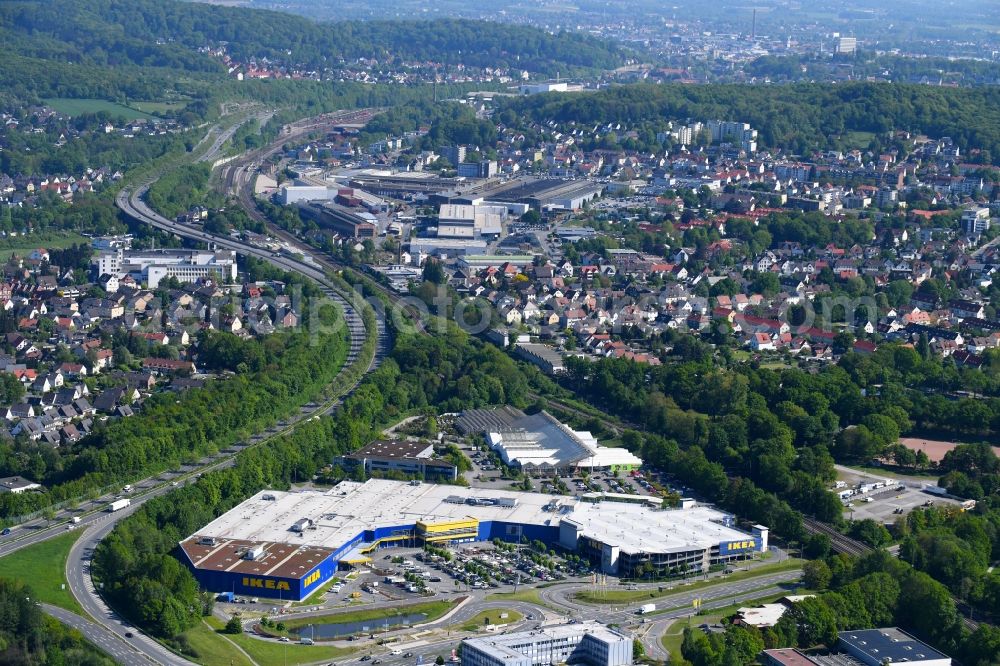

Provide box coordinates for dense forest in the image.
[359,101,498,152]
[0,0,625,77]
[0,578,115,665]
[502,82,1000,163]
[561,339,1000,532]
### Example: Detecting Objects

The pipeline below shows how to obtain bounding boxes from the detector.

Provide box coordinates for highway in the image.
[43,603,152,666]
[65,507,198,666]
[0,111,390,665]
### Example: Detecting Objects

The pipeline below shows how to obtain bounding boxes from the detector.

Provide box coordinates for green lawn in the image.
[227,632,355,665]
[181,619,254,666]
[0,529,84,615]
[44,98,154,120]
[279,599,457,634]
[843,131,876,149]
[130,101,188,114]
[455,608,522,632]
[485,588,547,606]
[574,559,803,604]
[0,231,89,253]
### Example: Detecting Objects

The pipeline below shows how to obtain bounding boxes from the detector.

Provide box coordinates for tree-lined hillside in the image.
[503,82,1000,163]
[0,0,626,76]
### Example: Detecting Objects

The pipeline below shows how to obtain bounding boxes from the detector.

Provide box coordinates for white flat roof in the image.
[191,479,756,558]
[736,604,788,627]
[465,621,629,660]
[487,410,641,470]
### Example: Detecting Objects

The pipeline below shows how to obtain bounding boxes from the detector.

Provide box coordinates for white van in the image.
[390,649,402,656]
[300,637,314,645]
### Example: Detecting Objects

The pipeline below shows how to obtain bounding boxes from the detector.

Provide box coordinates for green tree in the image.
[803,560,832,590]
[788,597,838,648]
[225,616,242,634]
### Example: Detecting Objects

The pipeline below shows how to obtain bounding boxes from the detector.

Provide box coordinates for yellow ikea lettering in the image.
[242,577,290,591]
[303,571,321,587]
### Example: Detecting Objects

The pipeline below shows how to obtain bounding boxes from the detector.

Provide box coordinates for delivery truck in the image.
[638,603,656,615]
[107,498,131,512]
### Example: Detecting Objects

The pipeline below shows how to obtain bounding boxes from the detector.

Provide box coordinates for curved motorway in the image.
[5,112,390,664]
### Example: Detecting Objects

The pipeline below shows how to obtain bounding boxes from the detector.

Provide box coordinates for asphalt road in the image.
[43,603,152,666]
[65,514,197,666]
[0,112,389,665]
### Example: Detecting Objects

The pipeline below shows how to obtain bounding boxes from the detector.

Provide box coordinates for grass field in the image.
[843,130,876,149]
[182,619,254,666]
[0,231,89,253]
[44,98,154,120]
[485,588,547,606]
[227,631,355,665]
[0,529,85,615]
[130,101,187,114]
[455,608,523,632]
[573,559,803,605]
[278,599,458,634]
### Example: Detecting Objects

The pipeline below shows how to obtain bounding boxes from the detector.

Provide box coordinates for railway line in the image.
[801,517,982,631]
[22,112,393,665]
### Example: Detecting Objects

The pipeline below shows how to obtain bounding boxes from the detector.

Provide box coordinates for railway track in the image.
[801,517,983,631]
[801,517,873,558]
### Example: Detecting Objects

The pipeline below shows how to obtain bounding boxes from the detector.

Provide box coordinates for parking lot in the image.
[458,438,665,501]
[845,484,963,522]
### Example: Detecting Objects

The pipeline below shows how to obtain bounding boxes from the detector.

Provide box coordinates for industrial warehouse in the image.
[178,479,767,600]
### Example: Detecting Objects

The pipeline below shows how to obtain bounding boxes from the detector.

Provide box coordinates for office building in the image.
[962,207,991,235]
[837,36,858,55]
[95,249,238,288]
[334,440,458,482]
[462,622,633,666]
[457,160,499,179]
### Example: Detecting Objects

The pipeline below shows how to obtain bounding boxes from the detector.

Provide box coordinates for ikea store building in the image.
[179,479,768,601]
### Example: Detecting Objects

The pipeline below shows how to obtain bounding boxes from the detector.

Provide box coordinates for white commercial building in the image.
[95,249,238,288]
[483,410,642,473]
[278,185,333,205]
[462,622,633,666]
[962,207,991,235]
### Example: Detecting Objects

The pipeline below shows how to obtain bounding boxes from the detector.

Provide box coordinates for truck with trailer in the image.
[638,603,656,615]
[107,498,131,512]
